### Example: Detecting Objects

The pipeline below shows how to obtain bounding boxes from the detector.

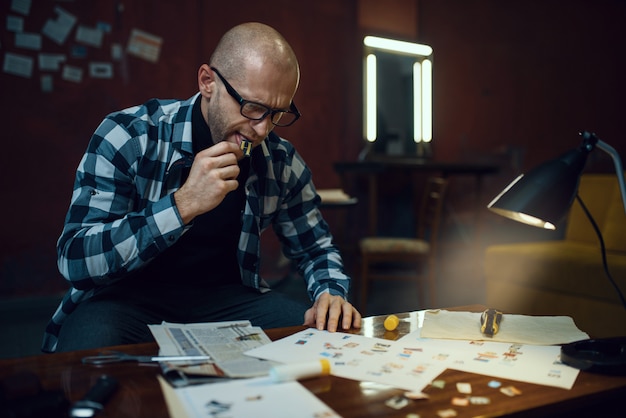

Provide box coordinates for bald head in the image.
[209,22,300,88]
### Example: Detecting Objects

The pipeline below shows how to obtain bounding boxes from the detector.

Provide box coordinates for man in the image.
[43,22,361,353]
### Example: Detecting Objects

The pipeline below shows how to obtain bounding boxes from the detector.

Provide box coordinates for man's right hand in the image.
[174,141,243,224]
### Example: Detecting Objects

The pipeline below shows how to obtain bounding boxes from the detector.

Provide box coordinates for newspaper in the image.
[148,320,277,379]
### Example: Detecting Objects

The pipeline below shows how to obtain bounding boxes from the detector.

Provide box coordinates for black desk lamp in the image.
[487,131,626,375]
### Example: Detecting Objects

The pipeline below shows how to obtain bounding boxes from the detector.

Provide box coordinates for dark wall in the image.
[0,0,361,297]
[2,0,625,298]
[418,0,626,245]
[421,0,626,176]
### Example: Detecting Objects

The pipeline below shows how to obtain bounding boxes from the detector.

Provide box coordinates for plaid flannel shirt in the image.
[42,94,349,352]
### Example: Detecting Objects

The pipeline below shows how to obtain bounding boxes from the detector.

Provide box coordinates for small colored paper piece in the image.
[487,380,501,388]
[500,386,522,397]
[451,397,469,406]
[456,382,472,394]
[437,409,458,418]
[385,395,409,410]
[404,391,429,400]
[469,396,491,405]
[431,379,446,389]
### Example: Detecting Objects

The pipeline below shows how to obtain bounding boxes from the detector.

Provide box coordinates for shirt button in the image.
[168,235,176,242]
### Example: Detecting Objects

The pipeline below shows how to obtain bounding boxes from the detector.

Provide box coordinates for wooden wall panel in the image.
[0,0,360,297]
[419,0,626,174]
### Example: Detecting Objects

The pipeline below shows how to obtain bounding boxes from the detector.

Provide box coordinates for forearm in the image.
[57,194,185,288]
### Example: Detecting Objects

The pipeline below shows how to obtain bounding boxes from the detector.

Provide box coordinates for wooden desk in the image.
[1,306,624,417]
[334,158,499,235]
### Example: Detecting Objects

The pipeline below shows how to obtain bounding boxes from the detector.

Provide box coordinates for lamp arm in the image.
[596,139,626,214]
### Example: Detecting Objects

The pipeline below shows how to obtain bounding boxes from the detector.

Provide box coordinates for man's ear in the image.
[198,64,214,97]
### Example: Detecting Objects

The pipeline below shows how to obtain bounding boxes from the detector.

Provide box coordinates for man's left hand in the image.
[303,293,362,332]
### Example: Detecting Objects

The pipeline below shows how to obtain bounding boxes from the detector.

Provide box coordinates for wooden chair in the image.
[358,177,449,311]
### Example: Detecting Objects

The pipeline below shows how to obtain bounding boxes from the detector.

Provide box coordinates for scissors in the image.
[82,350,211,365]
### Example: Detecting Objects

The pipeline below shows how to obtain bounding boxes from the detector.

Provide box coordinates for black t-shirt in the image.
[130,97,249,287]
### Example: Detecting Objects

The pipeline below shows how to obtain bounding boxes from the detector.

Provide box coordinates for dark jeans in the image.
[55,283,309,352]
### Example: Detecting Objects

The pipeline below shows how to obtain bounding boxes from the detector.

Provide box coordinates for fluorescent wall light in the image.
[421,59,432,143]
[364,36,433,57]
[365,54,377,142]
[363,36,433,146]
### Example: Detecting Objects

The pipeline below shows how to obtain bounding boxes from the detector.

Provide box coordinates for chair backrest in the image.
[416,177,449,244]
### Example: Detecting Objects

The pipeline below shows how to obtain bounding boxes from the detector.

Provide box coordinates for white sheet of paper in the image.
[419,310,589,345]
[397,332,579,389]
[160,375,341,418]
[247,323,581,391]
[245,328,447,392]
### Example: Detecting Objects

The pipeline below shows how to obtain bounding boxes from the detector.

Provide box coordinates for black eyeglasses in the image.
[210,67,301,127]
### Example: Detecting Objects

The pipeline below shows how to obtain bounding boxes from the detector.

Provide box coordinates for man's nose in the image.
[250,115,273,136]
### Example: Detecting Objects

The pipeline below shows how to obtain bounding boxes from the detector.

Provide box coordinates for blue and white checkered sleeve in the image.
[57,119,185,289]
[273,151,351,302]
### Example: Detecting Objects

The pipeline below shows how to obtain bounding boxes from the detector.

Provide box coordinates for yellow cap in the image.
[320,358,331,376]
[384,314,400,331]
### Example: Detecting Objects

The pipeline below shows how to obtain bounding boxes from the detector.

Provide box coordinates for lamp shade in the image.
[487,146,591,229]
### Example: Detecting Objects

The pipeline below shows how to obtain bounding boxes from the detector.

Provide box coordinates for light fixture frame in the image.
[363,36,433,144]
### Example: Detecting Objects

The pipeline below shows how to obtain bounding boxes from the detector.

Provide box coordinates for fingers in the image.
[174,141,243,223]
[304,293,362,332]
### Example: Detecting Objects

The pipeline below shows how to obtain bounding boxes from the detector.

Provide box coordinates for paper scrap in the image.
[3,52,33,78]
[456,382,471,394]
[38,53,66,71]
[111,43,123,61]
[76,25,104,48]
[89,62,113,78]
[62,65,83,83]
[6,15,24,32]
[10,0,31,16]
[420,310,589,345]
[15,32,41,50]
[42,6,77,45]
[158,375,340,418]
[40,74,53,92]
[126,28,162,63]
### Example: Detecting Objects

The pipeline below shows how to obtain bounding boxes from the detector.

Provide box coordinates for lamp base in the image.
[561,337,626,375]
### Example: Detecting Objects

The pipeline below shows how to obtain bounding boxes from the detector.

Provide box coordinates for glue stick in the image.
[269,359,331,382]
